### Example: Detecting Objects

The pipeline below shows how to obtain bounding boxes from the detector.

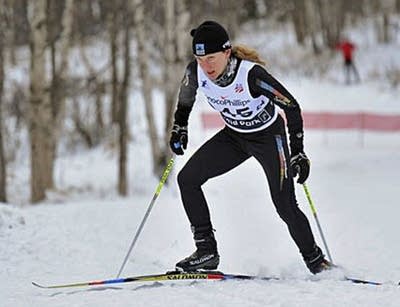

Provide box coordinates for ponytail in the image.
[232,44,266,66]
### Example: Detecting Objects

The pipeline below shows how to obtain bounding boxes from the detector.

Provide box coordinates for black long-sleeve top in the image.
[173,57,304,154]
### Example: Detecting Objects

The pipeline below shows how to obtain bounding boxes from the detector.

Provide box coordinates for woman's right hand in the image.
[169,124,188,155]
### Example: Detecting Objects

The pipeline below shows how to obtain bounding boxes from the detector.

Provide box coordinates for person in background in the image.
[169,21,332,274]
[336,38,361,84]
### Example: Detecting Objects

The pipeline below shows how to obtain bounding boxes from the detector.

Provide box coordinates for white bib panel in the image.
[198,60,277,132]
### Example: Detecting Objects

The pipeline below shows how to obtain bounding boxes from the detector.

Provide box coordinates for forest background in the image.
[0,0,399,204]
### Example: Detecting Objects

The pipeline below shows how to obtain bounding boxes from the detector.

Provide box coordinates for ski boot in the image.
[303,245,333,274]
[176,225,220,272]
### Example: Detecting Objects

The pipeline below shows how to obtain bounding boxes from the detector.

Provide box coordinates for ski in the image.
[344,276,383,286]
[32,270,397,289]
[31,271,277,289]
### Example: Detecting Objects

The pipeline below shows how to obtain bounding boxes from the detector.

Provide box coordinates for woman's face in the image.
[195,50,231,80]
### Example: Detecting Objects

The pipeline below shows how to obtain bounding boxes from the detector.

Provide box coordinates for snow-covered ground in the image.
[1,20,400,307]
[2,82,399,306]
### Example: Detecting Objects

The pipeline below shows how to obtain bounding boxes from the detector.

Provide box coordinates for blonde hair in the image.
[232,44,266,66]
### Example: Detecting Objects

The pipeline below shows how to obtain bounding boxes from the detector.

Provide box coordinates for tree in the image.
[0,0,7,202]
[138,0,190,176]
[106,0,121,124]
[28,0,74,203]
[28,0,52,202]
[48,0,74,187]
[117,2,132,196]
[161,0,190,172]
[313,0,344,48]
[133,0,162,175]
[290,0,307,45]
[288,0,347,51]
[377,0,396,43]
[76,42,107,147]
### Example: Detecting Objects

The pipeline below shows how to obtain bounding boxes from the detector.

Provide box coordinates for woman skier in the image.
[169,21,332,275]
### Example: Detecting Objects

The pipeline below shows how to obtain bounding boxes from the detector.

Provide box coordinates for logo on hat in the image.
[195,44,206,55]
[222,40,231,49]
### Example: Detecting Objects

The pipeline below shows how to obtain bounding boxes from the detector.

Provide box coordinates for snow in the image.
[2,130,400,306]
[1,21,400,307]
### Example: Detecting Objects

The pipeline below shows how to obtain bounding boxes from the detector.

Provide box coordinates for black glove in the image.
[290,152,310,184]
[169,124,188,155]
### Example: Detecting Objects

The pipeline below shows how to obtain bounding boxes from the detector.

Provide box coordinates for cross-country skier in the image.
[169,21,332,274]
[335,38,361,85]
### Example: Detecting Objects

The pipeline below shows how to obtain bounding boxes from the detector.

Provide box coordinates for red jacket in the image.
[336,41,355,61]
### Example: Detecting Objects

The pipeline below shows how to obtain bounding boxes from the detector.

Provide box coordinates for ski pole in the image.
[302,183,334,264]
[116,157,175,278]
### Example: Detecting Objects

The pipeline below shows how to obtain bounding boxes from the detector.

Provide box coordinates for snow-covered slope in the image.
[1,131,399,306]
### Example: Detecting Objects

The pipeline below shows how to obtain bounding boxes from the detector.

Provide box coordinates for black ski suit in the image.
[172,57,317,256]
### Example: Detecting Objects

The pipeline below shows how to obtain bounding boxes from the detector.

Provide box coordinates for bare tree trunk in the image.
[72,99,94,148]
[381,0,395,43]
[164,0,189,144]
[117,4,131,196]
[79,43,106,138]
[154,0,177,175]
[306,0,322,54]
[316,0,345,48]
[0,3,7,202]
[56,0,74,88]
[5,0,17,66]
[156,0,190,173]
[163,0,175,139]
[46,0,74,189]
[373,0,395,43]
[217,0,242,39]
[133,0,162,174]
[162,0,189,168]
[290,0,307,45]
[94,84,105,134]
[108,4,120,123]
[28,0,52,203]
[383,13,390,43]
[48,30,57,190]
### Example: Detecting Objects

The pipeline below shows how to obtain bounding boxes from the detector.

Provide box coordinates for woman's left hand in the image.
[290,152,310,184]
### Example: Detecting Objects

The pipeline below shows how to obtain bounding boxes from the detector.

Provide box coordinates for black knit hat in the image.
[191,21,231,56]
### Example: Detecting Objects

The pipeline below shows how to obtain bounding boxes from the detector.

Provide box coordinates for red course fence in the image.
[201,111,400,132]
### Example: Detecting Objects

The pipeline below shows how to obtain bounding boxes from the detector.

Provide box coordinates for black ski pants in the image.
[344,59,360,84]
[177,116,316,255]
